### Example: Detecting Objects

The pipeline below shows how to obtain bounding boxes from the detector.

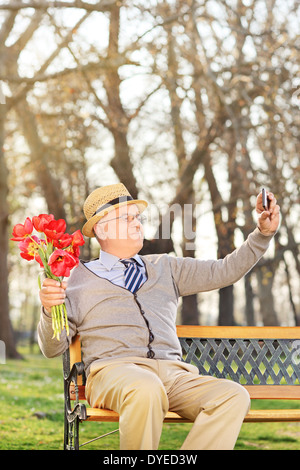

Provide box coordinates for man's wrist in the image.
[256,225,276,237]
[42,306,52,318]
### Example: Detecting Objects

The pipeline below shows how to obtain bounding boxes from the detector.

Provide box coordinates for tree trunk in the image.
[217,222,236,326]
[218,286,234,326]
[256,264,279,326]
[181,192,200,325]
[0,103,22,359]
[17,100,67,220]
[244,272,255,326]
[103,3,138,199]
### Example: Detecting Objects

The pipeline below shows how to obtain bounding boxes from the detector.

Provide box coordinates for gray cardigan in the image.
[37,228,273,377]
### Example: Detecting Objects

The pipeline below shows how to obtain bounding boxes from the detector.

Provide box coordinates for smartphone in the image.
[262,188,269,211]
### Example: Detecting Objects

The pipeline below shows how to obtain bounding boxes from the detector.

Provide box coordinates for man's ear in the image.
[93,222,107,241]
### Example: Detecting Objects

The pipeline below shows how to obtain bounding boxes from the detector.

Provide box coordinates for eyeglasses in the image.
[98,214,147,225]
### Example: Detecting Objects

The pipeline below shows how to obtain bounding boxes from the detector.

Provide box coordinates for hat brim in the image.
[82,199,148,238]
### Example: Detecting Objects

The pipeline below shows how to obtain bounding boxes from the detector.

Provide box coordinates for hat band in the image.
[92,195,133,217]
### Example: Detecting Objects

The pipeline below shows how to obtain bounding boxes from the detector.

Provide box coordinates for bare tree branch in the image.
[11,10,43,51]
[0,0,116,12]
[0,57,138,84]
[0,12,17,54]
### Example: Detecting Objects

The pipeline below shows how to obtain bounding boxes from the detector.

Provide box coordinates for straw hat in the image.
[82,183,148,237]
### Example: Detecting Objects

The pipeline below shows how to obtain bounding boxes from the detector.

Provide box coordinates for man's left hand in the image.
[256,190,281,236]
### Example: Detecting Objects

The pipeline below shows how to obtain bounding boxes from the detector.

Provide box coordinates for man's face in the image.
[94,204,145,256]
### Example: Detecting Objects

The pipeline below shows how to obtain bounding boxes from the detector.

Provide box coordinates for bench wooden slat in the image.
[245,385,300,400]
[176,325,300,339]
[244,409,300,423]
[86,409,191,423]
[85,408,300,424]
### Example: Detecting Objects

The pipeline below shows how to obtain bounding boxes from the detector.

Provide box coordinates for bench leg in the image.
[64,405,80,450]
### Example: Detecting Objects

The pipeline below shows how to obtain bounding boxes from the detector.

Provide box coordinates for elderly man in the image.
[38,183,280,450]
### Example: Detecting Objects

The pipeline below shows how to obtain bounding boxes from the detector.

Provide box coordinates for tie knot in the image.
[121,258,144,293]
[121,258,136,268]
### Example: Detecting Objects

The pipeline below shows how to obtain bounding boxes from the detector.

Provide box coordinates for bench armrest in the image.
[64,361,87,422]
[65,361,85,383]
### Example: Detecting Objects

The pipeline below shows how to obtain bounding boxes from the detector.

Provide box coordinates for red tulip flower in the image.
[71,229,85,247]
[18,236,44,267]
[48,249,79,278]
[53,233,73,249]
[32,214,55,232]
[44,219,67,241]
[11,217,33,241]
[65,229,85,257]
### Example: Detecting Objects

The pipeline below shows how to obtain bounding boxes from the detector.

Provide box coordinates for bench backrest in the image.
[67,326,300,400]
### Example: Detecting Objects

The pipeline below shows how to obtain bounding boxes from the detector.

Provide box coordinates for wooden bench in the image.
[63,325,300,450]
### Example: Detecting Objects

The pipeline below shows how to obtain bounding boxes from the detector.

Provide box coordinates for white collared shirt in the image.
[84,250,147,288]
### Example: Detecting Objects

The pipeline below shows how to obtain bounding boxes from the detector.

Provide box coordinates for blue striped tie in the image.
[121,258,144,293]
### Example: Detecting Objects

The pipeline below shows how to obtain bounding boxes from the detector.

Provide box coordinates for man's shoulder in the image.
[140,252,170,263]
[67,260,91,285]
[140,252,175,271]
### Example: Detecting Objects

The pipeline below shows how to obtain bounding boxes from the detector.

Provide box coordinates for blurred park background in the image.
[0,0,299,361]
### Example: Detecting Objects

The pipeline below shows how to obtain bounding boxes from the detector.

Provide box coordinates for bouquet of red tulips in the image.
[11,214,85,340]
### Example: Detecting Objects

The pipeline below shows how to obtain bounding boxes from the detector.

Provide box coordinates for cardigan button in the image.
[149,331,154,343]
[147,349,155,359]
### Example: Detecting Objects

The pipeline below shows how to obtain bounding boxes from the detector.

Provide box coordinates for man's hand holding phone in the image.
[256,189,281,236]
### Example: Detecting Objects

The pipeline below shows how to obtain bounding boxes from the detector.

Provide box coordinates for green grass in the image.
[1,349,300,450]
